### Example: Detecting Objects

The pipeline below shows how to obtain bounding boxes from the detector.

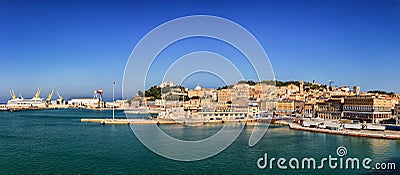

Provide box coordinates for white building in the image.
[68,98,100,107]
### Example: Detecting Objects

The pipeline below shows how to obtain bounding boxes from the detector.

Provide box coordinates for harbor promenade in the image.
[80,118,255,125]
[289,123,400,140]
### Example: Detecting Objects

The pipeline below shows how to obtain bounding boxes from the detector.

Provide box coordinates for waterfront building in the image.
[261,100,276,112]
[105,102,120,108]
[116,99,129,109]
[231,102,249,112]
[215,103,230,112]
[184,96,201,112]
[68,98,101,108]
[315,98,344,120]
[294,100,305,115]
[343,95,392,122]
[248,102,259,117]
[304,100,316,117]
[275,99,294,116]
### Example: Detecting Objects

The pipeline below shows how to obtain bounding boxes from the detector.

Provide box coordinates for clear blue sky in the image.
[1,0,399,102]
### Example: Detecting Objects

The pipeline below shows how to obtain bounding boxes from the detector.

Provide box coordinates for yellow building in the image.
[275,100,294,116]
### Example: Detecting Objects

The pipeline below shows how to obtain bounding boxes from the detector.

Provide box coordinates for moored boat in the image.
[344,121,362,130]
[363,124,385,131]
[325,121,341,130]
[0,104,9,111]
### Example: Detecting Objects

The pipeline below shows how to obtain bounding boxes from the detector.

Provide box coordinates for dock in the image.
[81,118,175,125]
[81,118,256,125]
[289,123,400,140]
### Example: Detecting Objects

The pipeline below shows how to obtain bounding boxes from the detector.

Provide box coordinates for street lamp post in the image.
[112,81,116,120]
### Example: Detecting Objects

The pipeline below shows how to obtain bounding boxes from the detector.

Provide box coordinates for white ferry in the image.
[7,89,46,110]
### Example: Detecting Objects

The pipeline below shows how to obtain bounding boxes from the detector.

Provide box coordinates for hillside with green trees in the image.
[367,90,396,96]
[217,80,326,89]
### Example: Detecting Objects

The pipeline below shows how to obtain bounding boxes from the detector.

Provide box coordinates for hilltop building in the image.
[187,84,217,101]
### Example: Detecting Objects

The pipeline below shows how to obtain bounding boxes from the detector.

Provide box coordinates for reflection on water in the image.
[1,110,400,174]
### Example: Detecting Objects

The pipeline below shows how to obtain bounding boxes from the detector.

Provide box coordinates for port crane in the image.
[34,88,41,99]
[9,90,24,100]
[10,90,16,99]
[46,87,54,103]
[57,91,64,104]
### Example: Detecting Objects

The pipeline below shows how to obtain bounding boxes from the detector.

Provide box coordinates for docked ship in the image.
[7,88,47,110]
[0,104,9,111]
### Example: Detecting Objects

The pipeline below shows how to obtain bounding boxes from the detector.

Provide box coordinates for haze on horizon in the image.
[1,0,399,103]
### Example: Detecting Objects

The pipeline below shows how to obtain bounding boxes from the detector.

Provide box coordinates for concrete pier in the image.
[289,123,400,140]
[81,118,170,125]
[81,118,255,125]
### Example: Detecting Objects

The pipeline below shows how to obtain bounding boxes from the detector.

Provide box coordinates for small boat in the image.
[302,121,311,127]
[318,123,327,129]
[363,124,385,131]
[0,106,9,111]
[309,121,318,128]
[325,121,341,130]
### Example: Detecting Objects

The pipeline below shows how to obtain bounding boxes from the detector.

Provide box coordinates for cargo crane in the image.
[34,88,41,99]
[57,91,64,105]
[10,90,16,100]
[46,87,55,103]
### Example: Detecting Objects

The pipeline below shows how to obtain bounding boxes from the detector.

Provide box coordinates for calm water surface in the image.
[0,109,399,174]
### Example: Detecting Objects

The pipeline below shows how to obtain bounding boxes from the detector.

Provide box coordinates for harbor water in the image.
[0,109,399,174]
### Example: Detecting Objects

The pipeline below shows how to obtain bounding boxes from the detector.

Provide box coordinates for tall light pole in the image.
[112,81,116,120]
